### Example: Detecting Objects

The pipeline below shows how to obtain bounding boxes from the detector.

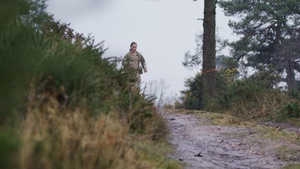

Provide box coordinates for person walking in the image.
[122,42,147,88]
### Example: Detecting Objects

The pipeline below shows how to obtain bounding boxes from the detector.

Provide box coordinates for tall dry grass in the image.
[16,93,179,169]
[20,95,126,169]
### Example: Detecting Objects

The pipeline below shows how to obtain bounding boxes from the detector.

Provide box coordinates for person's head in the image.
[129,42,137,52]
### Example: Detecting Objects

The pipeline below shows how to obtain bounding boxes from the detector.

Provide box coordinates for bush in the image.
[180,70,228,110]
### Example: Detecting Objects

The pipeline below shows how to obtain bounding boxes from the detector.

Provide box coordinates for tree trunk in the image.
[286,59,296,92]
[201,0,216,107]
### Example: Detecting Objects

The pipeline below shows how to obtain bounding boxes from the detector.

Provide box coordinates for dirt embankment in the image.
[160,110,300,169]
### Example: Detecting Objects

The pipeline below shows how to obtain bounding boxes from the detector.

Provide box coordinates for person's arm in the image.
[140,54,147,73]
[122,54,128,67]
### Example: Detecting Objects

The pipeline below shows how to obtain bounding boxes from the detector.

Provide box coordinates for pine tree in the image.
[202,0,217,107]
[218,0,300,91]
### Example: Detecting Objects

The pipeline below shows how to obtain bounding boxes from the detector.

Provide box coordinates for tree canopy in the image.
[218,0,300,91]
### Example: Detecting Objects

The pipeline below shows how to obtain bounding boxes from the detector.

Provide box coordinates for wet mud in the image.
[160,110,300,169]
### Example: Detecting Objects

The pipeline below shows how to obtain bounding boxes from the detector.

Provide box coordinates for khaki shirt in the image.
[122,51,147,71]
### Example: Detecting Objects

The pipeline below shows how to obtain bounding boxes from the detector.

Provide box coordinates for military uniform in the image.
[122,51,147,85]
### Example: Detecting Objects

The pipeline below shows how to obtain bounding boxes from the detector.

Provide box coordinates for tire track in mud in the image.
[160,110,299,169]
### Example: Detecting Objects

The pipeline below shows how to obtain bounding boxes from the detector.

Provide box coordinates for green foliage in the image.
[0,0,140,118]
[281,102,300,118]
[0,130,19,169]
[209,67,281,115]
[0,0,30,29]
[216,55,238,70]
[179,64,300,121]
[215,77,271,109]
[0,21,36,124]
[180,71,227,110]
[182,33,203,69]
[180,73,203,110]
[218,0,300,91]
[283,164,300,169]
[0,1,166,168]
[0,2,179,169]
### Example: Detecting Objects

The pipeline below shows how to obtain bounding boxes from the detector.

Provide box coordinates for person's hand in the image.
[144,68,148,73]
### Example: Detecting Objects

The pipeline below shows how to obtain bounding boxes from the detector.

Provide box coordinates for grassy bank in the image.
[0,1,181,168]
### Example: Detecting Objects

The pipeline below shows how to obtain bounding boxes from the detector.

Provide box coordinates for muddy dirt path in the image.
[160,110,300,169]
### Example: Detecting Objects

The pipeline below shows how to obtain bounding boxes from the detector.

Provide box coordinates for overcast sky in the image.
[46,0,235,99]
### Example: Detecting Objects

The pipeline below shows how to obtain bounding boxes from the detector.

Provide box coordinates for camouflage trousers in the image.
[129,72,141,92]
